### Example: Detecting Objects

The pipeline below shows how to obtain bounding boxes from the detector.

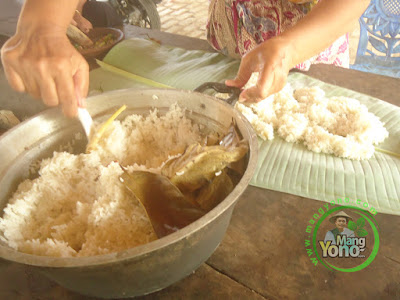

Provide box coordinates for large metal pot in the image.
[0,88,258,298]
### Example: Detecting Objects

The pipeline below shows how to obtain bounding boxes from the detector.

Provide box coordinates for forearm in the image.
[281,0,370,66]
[16,0,80,34]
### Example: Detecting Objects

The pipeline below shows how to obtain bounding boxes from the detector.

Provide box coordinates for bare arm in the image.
[226,0,370,102]
[284,0,370,66]
[1,0,89,117]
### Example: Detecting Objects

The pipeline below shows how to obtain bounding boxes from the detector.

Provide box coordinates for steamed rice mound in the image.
[235,80,389,160]
[0,105,205,257]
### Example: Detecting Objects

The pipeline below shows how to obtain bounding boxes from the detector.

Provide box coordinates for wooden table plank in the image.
[207,188,400,300]
[136,264,268,300]
[0,259,268,300]
[298,65,400,106]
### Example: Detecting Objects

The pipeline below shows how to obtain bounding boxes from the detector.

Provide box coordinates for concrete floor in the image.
[157,0,360,64]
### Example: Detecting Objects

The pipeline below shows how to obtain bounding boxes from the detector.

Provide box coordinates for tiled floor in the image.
[157,0,360,64]
[158,0,208,40]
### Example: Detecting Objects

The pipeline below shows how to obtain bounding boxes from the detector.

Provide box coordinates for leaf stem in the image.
[374,147,400,158]
[86,104,127,153]
[96,60,173,89]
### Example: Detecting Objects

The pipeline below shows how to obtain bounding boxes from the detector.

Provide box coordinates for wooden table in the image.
[0,27,399,300]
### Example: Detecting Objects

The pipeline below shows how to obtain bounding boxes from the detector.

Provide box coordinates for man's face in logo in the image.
[335,217,347,231]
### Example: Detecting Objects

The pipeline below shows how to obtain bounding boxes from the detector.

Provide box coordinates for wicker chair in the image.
[350,0,400,78]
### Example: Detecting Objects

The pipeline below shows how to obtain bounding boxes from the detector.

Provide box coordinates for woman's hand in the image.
[226,37,294,103]
[1,25,89,117]
[226,0,370,103]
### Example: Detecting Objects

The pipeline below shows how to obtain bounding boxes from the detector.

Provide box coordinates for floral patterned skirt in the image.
[206,0,350,70]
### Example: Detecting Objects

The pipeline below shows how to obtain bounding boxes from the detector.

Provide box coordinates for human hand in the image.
[73,12,93,34]
[1,25,89,117]
[226,37,295,103]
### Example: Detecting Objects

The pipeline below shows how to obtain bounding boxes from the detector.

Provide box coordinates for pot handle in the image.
[194,82,241,106]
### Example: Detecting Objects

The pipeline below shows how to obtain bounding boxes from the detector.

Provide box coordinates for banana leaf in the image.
[89,38,240,92]
[89,38,400,216]
[256,73,400,216]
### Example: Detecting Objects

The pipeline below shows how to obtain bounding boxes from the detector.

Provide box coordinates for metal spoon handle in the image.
[194,82,241,105]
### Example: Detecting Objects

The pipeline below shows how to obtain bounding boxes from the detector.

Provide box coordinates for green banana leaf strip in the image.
[89,38,240,92]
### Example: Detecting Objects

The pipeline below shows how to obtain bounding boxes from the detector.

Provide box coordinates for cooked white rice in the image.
[0,104,204,257]
[235,74,389,160]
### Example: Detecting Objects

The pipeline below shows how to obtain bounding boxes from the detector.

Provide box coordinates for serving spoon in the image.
[119,167,206,238]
